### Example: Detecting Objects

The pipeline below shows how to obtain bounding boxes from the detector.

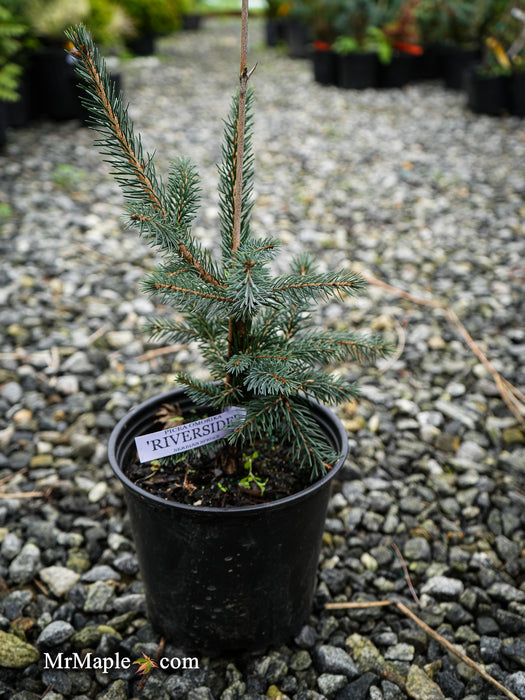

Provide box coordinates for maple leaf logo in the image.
[133,653,158,675]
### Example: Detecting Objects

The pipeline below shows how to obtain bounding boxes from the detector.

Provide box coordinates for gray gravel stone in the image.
[403,536,431,561]
[479,635,503,663]
[420,576,465,599]
[1,531,22,560]
[36,621,75,647]
[83,581,115,613]
[315,645,359,678]
[1,589,33,620]
[1,382,23,405]
[8,542,41,584]
[384,643,415,662]
[317,673,347,695]
[39,566,81,597]
[507,672,525,700]
[80,564,121,582]
[487,582,525,603]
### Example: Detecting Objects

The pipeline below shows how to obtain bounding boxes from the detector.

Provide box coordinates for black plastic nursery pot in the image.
[265,17,287,47]
[29,46,82,121]
[509,72,525,117]
[378,52,420,88]
[337,52,378,90]
[440,44,480,91]
[182,14,203,31]
[126,34,156,56]
[466,68,509,117]
[418,43,441,81]
[284,18,312,59]
[108,388,348,654]
[0,102,8,150]
[312,46,338,86]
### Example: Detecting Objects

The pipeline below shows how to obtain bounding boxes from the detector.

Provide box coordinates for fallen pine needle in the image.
[326,600,520,700]
[0,467,28,486]
[391,542,421,607]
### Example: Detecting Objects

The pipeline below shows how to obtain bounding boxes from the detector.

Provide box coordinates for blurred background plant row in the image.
[269,0,525,116]
[277,0,521,57]
[271,0,525,82]
[0,0,524,134]
[0,0,216,107]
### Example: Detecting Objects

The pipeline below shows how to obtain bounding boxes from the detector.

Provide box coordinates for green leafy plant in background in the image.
[0,6,26,102]
[382,0,422,50]
[332,0,394,61]
[414,0,504,48]
[118,0,184,36]
[87,0,135,48]
[333,27,393,63]
[265,0,291,19]
[52,163,88,191]
[481,1,525,74]
[22,0,90,44]
[65,23,390,480]
[288,0,344,43]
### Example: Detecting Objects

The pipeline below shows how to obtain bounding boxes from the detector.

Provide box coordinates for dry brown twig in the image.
[326,600,520,700]
[363,272,525,424]
[391,542,421,607]
[0,468,44,499]
[0,467,28,486]
[135,344,187,362]
[0,491,44,499]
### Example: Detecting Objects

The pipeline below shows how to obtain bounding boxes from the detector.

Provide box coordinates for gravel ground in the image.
[1,15,525,700]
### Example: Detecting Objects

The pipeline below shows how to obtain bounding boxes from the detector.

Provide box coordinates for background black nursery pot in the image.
[66,0,390,651]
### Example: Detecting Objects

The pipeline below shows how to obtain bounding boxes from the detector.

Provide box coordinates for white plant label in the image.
[134,407,246,463]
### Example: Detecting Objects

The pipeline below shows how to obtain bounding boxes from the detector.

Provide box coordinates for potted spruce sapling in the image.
[66,5,390,653]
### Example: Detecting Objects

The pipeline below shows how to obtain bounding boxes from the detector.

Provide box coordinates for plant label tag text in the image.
[135,407,246,463]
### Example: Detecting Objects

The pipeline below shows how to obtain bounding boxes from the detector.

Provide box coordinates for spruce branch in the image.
[145,318,199,344]
[127,205,222,289]
[65,25,222,291]
[167,157,202,229]
[283,398,339,475]
[67,17,393,478]
[271,269,368,305]
[300,331,393,364]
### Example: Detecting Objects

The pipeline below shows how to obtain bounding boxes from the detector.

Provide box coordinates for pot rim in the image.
[108,388,348,516]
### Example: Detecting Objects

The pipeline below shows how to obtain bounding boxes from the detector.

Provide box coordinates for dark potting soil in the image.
[124,403,320,507]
